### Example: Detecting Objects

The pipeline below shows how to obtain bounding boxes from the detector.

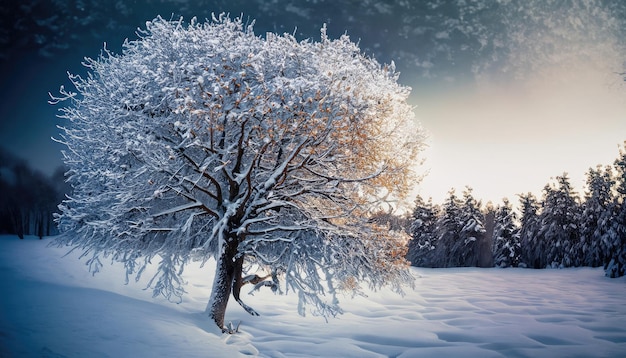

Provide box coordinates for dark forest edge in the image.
[401,141,626,279]
[0,147,69,239]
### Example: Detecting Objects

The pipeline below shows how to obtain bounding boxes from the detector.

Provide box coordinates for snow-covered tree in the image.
[456,187,486,267]
[580,165,614,267]
[430,188,486,268]
[492,198,521,268]
[50,16,424,331]
[429,187,486,268]
[518,192,542,268]
[537,174,581,268]
[431,189,462,268]
[406,195,439,267]
[604,142,626,278]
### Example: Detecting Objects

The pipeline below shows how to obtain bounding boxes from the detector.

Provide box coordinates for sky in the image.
[415,60,626,203]
[1,0,625,205]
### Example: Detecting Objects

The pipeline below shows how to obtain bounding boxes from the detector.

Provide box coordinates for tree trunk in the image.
[10,207,24,239]
[206,239,237,331]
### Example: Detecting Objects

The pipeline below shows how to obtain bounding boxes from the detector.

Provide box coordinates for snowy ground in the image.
[1,236,625,358]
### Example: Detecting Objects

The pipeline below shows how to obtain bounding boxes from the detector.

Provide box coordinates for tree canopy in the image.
[51,15,424,330]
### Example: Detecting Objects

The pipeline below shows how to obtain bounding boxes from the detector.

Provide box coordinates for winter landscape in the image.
[1,235,625,358]
[1,2,626,358]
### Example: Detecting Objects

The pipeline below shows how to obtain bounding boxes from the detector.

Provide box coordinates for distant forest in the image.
[400,141,626,278]
[0,147,69,239]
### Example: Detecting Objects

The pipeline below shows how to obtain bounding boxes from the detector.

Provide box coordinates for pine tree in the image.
[604,142,626,278]
[432,189,463,267]
[432,188,485,267]
[580,165,614,267]
[538,174,581,268]
[518,192,542,268]
[492,198,521,268]
[482,202,496,268]
[406,195,439,267]
[457,187,486,267]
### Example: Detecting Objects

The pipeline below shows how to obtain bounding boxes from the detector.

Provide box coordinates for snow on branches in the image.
[50,15,424,329]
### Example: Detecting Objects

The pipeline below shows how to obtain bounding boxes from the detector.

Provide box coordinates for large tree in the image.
[50,16,423,331]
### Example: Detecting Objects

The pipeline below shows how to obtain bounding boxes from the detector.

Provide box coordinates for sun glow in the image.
[413,60,626,204]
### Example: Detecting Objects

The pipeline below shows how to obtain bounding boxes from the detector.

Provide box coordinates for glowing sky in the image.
[414,62,626,203]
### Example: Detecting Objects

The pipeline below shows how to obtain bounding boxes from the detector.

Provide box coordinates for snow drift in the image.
[1,235,625,357]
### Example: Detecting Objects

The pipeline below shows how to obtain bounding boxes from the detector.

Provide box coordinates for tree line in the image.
[0,147,68,239]
[406,142,626,278]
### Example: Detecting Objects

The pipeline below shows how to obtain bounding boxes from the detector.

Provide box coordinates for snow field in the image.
[0,235,625,357]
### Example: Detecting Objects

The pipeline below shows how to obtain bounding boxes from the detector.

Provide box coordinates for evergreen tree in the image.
[538,174,581,268]
[518,192,542,268]
[432,189,463,267]
[406,195,439,267]
[604,142,626,277]
[482,202,496,268]
[580,165,614,267]
[431,187,485,268]
[492,198,521,268]
[457,187,486,267]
